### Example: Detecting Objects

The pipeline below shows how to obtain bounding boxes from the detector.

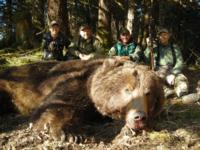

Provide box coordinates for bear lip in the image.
[129,120,146,130]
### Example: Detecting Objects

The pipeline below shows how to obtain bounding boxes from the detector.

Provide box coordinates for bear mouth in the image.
[132,120,146,130]
[126,118,147,131]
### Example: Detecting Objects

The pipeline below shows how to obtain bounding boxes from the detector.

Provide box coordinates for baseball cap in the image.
[50,20,59,27]
[157,28,169,35]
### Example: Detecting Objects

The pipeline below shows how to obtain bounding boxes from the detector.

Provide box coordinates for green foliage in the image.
[0,48,42,71]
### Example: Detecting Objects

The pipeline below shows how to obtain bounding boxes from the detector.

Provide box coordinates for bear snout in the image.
[126,110,147,130]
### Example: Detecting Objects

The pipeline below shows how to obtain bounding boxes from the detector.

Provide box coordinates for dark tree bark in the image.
[31,0,46,31]
[96,0,111,48]
[15,19,30,48]
[13,0,33,48]
[4,0,13,46]
[47,0,70,37]
[111,0,126,40]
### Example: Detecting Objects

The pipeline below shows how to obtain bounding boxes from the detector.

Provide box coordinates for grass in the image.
[0,48,42,70]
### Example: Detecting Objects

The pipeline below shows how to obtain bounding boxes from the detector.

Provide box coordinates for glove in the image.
[48,41,56,51]
[166,74,175,85]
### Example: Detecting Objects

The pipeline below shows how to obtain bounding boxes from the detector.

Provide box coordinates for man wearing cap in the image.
[41,20,70,61]
[144,27,189,98]
[108,27,142,62]
[68,24,104,60]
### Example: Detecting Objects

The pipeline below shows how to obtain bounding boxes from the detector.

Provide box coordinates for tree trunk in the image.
[4,0,13,46]
[15,19,30,48]
[13,0,33,49]
[96,0,111,48]
[130,0,140,42]
[47,0,70,37]
[126,0,135,34]
[31,0,46,31]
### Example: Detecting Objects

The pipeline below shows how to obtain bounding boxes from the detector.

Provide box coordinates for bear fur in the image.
[0,58,164,140]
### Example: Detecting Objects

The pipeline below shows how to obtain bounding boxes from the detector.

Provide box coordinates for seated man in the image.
[108,27,142,62]
[41,20,70,61]
[144,27,189,98]
[68,24,104,60]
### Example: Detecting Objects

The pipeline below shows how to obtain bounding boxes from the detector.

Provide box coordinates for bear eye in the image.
[124,88,133,94]
[144,88,150,96]
[145,91,150,96]
[132,70,138,76]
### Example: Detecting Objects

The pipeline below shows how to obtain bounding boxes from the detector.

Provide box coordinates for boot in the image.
[181,93,200,104]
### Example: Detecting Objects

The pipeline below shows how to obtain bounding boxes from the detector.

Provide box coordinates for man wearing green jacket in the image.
[109,27,142,62]
[144,28,188,98]
[68,24,105,60]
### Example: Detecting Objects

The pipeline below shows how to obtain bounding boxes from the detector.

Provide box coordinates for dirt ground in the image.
[0,65,200,150]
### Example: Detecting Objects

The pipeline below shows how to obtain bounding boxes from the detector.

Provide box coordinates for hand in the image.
[79,53,93,60]
[166,74,175,85]
[114,56,130,61]
[120,56,130,61]
[48,41,56,51]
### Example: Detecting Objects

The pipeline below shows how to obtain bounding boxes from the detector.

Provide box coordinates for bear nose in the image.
[133,111,146,121]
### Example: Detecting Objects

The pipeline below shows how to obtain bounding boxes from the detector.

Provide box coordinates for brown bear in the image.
[0,58,164,140]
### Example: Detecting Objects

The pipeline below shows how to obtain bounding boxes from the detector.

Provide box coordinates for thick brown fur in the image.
[0,59,164,140]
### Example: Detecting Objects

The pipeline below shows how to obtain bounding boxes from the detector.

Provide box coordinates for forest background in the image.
[0,0,200,65]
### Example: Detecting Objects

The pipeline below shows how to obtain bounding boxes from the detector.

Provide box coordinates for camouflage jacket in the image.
[68,36,105,59]
[144,43,184,75]
[41,32,70,60]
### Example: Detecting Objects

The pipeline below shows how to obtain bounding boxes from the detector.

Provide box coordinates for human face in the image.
[120,33,131,44]
[80,28,92,40]
[159,32,170,46]
[49,25,60,39]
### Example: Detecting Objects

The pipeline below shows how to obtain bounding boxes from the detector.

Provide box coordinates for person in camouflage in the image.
[109,27,142,62]
[68,24,105,60]
[41,20,70,61]
[144,28,189,98]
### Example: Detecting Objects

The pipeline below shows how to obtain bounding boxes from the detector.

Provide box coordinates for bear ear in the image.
[144,87,150,95]
[132,70,138,77]
[102,58,116,68]
[101,58,124,72]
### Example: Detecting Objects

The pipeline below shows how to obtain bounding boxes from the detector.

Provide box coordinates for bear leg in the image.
[32,101,74,141]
